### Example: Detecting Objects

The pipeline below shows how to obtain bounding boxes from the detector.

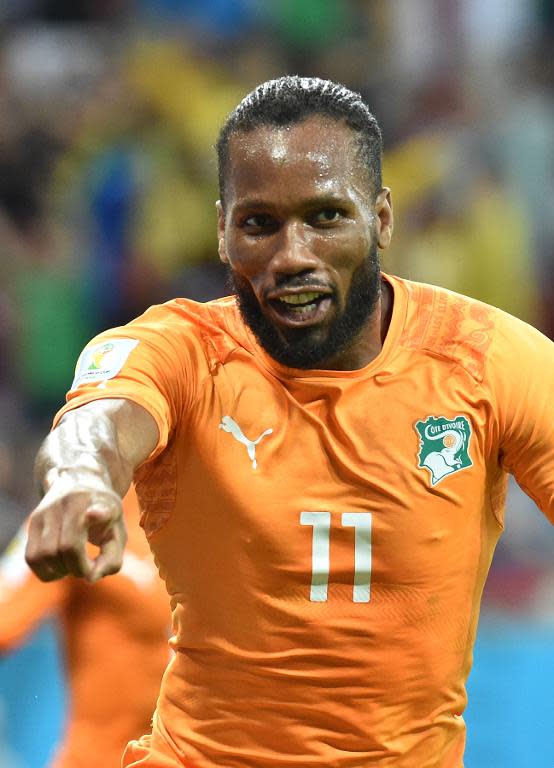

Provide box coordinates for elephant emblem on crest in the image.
[414,416,473,486]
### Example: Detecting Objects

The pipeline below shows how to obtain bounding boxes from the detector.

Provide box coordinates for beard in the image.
[227,244,381,369]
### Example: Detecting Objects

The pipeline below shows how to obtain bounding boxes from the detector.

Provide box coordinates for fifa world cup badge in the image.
[71,338,139,389]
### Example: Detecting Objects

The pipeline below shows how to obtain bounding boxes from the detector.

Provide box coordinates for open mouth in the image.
[269,291,333,325]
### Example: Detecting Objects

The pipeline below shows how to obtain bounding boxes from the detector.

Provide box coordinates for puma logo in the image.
[219,416,273,470]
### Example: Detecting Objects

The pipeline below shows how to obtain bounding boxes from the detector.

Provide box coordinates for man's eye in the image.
[243,214,275,229]
[311,209,342,224]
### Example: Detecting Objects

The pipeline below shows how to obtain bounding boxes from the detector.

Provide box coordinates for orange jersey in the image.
[0,488,171,768]
[56,274,554,767]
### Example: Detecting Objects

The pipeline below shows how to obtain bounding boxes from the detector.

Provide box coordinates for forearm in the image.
[26,398,159,582]
[37,407,133,501]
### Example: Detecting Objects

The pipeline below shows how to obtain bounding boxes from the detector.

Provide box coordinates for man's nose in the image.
[270,221,319,276]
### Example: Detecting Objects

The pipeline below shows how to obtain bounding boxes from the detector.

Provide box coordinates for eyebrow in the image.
[232,193,351,213]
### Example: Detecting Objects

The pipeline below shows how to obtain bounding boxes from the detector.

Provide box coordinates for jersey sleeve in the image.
[54,303,209,460]
[487,311,554,522]
[0,524,66,654]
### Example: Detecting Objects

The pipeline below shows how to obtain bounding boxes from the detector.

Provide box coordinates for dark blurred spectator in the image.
[33,1,130,22]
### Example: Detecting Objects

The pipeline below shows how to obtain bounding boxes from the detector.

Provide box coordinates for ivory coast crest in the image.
[414,415,473,486]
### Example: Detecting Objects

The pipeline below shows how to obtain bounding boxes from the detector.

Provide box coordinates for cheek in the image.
[327,230,373,271]
[330,234,374,294]
[225,235,271,285]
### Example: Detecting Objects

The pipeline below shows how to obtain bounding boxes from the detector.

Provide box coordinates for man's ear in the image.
[216,201,228,264]
[375,187,393,250]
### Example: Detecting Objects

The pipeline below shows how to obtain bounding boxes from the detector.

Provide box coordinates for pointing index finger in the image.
[87,517,127,582]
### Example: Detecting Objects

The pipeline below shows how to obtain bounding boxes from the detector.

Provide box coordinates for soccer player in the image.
[23,77,554,767]
[1,486,170,768]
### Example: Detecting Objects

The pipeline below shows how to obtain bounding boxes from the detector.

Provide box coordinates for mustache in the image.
[269,273,334,294]
[227,268,334,298]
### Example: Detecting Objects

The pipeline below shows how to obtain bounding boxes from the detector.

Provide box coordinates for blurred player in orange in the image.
[22,77,554,767]
[0,486,170,768]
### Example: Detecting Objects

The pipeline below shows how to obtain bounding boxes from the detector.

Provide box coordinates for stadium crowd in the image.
[0,1,553,765]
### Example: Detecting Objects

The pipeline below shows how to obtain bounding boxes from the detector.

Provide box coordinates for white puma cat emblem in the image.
[219,416,273,470]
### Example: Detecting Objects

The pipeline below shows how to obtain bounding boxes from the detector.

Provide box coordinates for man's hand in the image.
[24,399,159,583]
[26,483,127,583]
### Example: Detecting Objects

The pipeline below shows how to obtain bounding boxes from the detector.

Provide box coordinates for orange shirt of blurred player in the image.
[0,487,171,768]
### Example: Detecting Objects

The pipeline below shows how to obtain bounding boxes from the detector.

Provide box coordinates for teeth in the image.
[279,292,322,305]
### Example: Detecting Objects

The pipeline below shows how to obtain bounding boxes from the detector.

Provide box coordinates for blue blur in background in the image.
[0,622,65,768]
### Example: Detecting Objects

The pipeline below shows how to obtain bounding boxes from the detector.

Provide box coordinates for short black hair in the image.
[216,75,383,207]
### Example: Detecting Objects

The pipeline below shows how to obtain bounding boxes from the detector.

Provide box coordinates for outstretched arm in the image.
[25,398,158,583]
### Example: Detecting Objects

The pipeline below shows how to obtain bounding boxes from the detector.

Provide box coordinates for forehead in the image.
[224,117,368,201]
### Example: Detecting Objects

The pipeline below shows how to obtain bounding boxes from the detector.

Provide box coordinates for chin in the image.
[227,249,381,369]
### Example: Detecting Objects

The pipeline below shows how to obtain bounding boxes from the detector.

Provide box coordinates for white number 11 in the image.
[300,511,372,603]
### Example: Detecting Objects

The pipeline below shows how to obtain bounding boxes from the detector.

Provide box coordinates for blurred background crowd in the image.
[0,1,553,766]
